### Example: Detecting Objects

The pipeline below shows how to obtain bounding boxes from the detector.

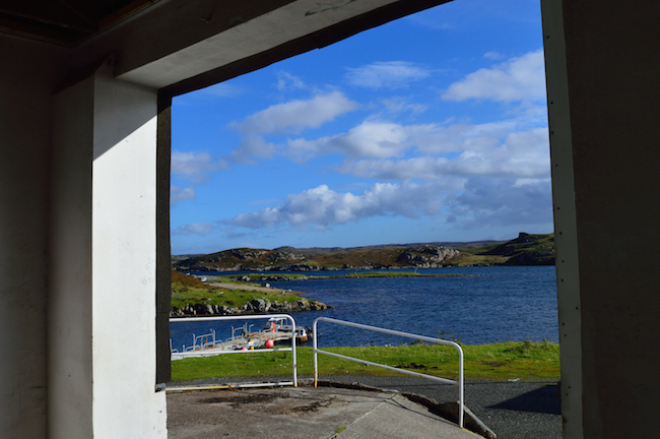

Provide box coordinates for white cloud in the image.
[446,177,553,228]
[232,91,357,135]
[381,97,428,115]
[483,51,505,60]
[277,71,306,91]
[202,82,242,98]
[287,121,451,161]
[171,185,196,205]
[346,61,431,89]
[172,222,215,236]
[171,151,226,183]
[230,136,278,163]
[338,127,550,180]
[285,115,546,164]
[223,183,446,229]
[443,50,546,102]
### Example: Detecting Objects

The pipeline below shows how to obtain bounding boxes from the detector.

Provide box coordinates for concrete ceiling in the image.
[0,0,164,45]
[1,0,450,95]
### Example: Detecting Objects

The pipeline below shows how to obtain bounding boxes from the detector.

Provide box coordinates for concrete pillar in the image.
[0,38,56,439]
[49,58,167,439]
[543,1,660,437]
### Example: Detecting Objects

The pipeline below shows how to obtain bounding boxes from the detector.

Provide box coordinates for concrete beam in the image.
[116,0,402,88]
[59,0,448,94]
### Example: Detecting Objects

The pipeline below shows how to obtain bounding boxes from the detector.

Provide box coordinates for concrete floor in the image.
[167,383,481,439]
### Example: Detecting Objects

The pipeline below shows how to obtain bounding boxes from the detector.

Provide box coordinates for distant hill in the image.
[173,232,554,272]
[476,232,555,266]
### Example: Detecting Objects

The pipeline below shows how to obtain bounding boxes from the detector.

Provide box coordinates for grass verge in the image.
[171,341,559,383]
[171,270,303,309]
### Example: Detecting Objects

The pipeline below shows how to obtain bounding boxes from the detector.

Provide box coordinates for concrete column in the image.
[541,2,582,437]
[156,96,172,384]
[0,38,56,439]
[542,1,660,437]
[50,58,166,439]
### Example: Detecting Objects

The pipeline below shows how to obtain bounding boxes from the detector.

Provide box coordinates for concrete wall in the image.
[92,68,166,439]
[544,1,660,437]
[0,37,57,439]
[49,61,167,439]
[50,73,95,439]
[1,38,167,437]
[567,2,660,437]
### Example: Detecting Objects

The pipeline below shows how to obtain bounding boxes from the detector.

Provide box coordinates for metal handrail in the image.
[170,314,298,387]
[312,317,464,428]
[190,329,216,351]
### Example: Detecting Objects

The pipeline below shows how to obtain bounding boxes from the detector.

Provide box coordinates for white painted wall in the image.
[49,61,166,439]
[92,69,167,439]
[0,37,57,439]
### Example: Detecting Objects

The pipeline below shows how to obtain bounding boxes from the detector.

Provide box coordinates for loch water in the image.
[169,265,558,351]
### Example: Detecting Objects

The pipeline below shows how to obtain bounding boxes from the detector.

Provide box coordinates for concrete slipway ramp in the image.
[167,380,487,439]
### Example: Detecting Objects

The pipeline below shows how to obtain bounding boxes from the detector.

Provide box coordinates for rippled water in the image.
[170,266,557,351]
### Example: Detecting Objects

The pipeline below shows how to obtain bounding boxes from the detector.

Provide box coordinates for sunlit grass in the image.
[171,341,559,383]
[171,270,303,309]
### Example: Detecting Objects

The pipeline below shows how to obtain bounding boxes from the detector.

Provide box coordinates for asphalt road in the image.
[324,375,562,439]
[170,375,562,439]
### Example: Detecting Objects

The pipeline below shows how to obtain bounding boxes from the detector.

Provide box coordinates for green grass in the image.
[171,341,559,382]
[449,254,508,266]
[171,270,303,310]
[171,286,303,309]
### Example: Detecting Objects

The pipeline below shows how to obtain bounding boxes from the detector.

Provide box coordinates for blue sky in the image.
[170,0,552,255]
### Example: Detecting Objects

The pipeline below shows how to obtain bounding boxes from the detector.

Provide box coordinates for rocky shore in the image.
[170,298,330,318]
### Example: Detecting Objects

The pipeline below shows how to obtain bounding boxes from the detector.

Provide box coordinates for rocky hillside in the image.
[173,232,555,272]
[474,232,555,266]
[174,245,463,272]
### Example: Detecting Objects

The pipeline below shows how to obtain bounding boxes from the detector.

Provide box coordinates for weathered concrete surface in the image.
[167,385,479,439]
[336,392,481,439]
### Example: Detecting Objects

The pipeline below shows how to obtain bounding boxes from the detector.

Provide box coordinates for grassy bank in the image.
[171,341,559,383]
[171,270,303,310]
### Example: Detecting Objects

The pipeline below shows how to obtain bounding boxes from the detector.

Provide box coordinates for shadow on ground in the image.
[488,385,561,415]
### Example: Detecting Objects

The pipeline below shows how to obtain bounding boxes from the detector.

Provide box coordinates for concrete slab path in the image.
[167,385,479,439]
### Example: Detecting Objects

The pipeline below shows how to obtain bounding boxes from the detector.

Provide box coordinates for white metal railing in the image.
[186,329,217,351]
[312,317,464,428]
[170,314,298,387]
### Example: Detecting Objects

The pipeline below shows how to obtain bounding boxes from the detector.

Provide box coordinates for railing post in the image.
[457,344,464,429]
[313,319,319,387]
[290,318,298,387]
